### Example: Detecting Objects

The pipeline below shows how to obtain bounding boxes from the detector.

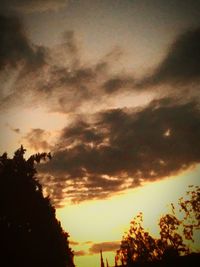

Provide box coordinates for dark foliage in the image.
[0,146,74,267]
[120,253,200,267]
[116,186,200,267]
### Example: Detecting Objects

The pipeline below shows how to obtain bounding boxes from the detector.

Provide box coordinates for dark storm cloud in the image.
[39,98,200,204]
[139,27,200,87]
[1,0,68,14]
[60,120,103,146]
[89,241,120,254]
[0,15,46,71]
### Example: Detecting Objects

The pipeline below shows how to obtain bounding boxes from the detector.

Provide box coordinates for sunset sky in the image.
[1,1,200,267]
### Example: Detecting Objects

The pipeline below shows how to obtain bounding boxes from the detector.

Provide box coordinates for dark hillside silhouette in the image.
[0,146,74,267]
[116,186,200,267]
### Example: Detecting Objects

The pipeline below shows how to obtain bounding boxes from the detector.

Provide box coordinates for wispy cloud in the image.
[0,15,129,113]
[23,128,52,151]
[74,250,87,256]
[69,240,80,246]
[1,0,68,14]
[89,241,120,254]
[2,16,200,115]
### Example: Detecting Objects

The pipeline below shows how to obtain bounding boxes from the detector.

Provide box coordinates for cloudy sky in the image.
[1,1,200,266]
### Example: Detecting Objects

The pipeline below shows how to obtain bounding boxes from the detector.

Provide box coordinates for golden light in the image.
[56,165,200,267]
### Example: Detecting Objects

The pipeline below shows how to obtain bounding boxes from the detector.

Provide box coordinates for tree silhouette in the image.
[117,212,159,266]
[178,186,200,242]
[0,146,74,267]
[116,186,200,266]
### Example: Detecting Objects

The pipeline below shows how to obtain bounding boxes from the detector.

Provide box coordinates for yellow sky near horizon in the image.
[57,165,200,267]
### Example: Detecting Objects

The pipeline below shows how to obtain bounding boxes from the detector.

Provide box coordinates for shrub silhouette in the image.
[0,146,74,267]
[116,186,200,266]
